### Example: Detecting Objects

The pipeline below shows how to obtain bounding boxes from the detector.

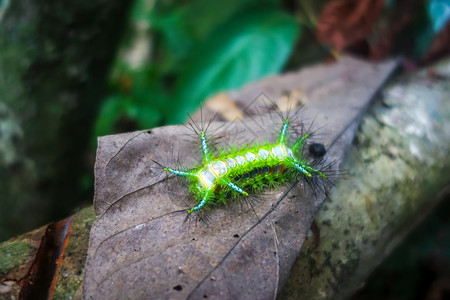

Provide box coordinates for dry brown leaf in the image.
[83,57,397,299]
[316,0,385,51]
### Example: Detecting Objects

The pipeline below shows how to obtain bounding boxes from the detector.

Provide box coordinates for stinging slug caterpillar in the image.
[163,114,332,214]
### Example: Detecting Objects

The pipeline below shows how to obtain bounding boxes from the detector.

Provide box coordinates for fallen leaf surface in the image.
[83,57,397,299]
[19,217,73,299]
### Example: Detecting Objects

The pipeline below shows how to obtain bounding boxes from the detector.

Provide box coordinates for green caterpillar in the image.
[164,117,329,214]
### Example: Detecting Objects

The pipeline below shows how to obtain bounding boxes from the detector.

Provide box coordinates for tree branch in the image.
[279,58,450,299]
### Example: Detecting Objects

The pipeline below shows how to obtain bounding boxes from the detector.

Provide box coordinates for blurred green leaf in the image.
[169,6,300,123]
[149,0,278,74]
[428,0,450,32]
[94,95,128,138]
[96,1,299,136]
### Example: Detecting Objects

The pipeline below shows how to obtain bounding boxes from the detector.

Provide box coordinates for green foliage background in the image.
[94,0,299,138]
[95,0,450,139]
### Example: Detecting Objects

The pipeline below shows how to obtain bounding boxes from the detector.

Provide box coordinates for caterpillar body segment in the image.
[164,118,328,213]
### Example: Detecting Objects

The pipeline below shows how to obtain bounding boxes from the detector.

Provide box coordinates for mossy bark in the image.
[0,0,131,240]
[279,59,450,299]
[0,207,95,299]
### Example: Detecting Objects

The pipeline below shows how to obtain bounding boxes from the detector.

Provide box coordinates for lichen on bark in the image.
[279,58,450,300]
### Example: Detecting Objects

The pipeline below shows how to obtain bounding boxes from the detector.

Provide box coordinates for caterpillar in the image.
[163,113,331,214]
